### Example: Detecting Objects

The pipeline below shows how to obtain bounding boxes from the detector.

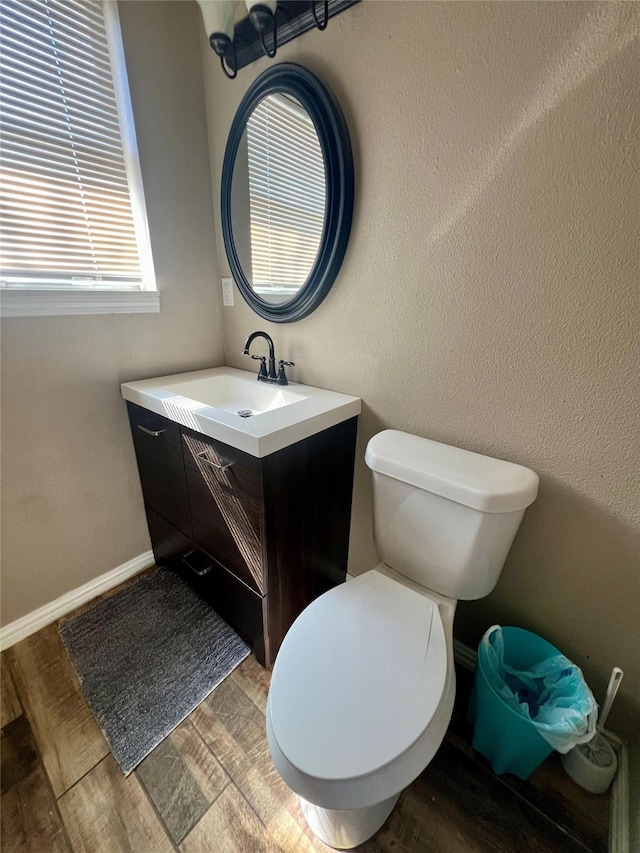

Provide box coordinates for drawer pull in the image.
[137,424,166,437]
[182,551,213,577]
[197,450,233,472]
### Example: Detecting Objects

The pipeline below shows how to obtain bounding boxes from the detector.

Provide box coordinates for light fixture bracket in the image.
[248,4,278,58]
[312,0,329,30]
[247,3,275,31]
[209,33,237,80]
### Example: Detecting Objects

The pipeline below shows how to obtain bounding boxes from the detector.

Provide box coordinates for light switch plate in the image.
[221,277,234,306]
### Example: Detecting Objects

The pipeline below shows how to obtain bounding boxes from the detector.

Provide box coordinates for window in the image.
[246,93,326,296]
[0,0,157,316]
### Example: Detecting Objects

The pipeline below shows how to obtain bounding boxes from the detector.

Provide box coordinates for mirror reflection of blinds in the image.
[0,0,146,289]
[246,93,326,292]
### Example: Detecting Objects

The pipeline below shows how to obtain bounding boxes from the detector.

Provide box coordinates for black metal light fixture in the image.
[196,0,238,79]
[198,0,359,79]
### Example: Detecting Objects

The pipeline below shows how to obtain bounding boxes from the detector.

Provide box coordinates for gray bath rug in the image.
[59,568,250,774]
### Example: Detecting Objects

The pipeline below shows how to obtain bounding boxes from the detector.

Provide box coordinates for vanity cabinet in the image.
[126,401,357,667]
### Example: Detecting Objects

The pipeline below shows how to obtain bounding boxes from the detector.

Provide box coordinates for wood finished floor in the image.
[1,581,610,853]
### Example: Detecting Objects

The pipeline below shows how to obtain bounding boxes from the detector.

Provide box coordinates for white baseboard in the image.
[0,550,154,651]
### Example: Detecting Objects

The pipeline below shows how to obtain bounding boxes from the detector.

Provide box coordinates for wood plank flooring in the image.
[5,625,109,798]
[0,580,611,853]
[0,662,21,730]
[0,714,69,853]
[58,755,174,853]
[137,720,229,844]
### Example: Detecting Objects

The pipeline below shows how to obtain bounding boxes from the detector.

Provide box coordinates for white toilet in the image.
[266,429,539,849]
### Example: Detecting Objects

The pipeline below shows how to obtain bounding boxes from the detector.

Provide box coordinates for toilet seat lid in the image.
[268,570,447,781]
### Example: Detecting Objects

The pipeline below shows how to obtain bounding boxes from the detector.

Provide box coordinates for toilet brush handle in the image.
[598,667,623,731]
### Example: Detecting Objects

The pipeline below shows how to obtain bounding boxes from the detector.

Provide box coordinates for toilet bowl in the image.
[267,566,457,848]
[266,430,539,848]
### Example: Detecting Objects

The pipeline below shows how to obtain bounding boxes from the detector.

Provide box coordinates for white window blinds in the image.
[246,93,326,294]
[0,0,154,291]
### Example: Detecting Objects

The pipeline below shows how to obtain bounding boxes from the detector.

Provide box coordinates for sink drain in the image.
[237,409,254,418]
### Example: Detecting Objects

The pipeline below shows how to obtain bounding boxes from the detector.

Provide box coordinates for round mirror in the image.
[221,64,354,323]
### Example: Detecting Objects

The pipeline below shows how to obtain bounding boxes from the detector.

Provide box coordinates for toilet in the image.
[266,429,539,849]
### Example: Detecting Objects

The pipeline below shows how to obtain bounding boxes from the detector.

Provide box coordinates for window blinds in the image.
[0,0,150,290]
[246,93,326,293]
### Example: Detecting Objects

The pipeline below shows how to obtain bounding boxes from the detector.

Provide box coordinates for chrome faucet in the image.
[242,331,295,386]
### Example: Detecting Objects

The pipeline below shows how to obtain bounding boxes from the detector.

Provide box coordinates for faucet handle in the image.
[277,360,295,386]
[251,355,268,380]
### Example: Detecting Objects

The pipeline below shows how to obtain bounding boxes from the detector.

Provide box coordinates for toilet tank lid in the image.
[365,430,539,513]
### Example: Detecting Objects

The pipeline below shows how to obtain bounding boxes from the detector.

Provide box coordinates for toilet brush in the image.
[561,667,623,794]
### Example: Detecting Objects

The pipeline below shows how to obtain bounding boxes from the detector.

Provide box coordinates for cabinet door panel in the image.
[262,416,358,660]
[182,432,264,595]
[127,403,192,538]
[176,552,266,666]
[145,506,192,568]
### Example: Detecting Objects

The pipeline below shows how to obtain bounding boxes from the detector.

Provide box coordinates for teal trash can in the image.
[469,626,560,780]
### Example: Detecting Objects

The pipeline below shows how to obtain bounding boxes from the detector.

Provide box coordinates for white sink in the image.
[161,374,308,416]
[121,367,361,457]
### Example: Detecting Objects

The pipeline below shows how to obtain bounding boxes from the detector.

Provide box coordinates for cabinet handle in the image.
[182,554,213,577]
[197,450,233,472]
[137,424,166,437]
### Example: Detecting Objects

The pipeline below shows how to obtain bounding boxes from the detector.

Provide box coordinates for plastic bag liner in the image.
[479,625,598,753]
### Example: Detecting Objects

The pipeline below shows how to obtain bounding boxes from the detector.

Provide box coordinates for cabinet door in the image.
[127,402,192,538]
[182,430,265,595]
[177,550,266,666]
[145,506,192,568]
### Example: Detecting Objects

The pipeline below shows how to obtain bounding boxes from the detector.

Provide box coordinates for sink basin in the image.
[121,367,361,457]
[161,374,308,416]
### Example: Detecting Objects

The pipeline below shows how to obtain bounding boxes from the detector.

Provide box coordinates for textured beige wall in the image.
[203,1,640,737]
[0,2,223,625]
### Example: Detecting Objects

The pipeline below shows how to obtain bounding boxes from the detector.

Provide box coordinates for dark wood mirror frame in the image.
[221,63,354,323]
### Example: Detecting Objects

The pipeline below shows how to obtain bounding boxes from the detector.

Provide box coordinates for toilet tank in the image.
[365,431,539,600]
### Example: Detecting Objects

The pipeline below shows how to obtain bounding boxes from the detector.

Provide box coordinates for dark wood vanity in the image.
[126,401,357,667]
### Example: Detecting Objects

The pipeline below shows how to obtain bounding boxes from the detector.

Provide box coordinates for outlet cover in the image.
[221,277,234,306]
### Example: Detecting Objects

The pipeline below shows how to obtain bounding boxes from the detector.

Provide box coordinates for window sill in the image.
[0,289,160,318]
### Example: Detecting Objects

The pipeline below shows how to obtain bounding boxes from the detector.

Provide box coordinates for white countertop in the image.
[121,366,361,457]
